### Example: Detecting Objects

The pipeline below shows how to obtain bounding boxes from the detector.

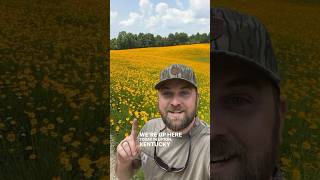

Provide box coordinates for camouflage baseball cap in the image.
[155,64,197,89]
[211,8,280,86]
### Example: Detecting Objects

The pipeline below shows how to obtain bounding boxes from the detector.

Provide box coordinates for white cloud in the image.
[189,0,209,10]
[146,16,158,28]
[113,0,209,36]
[119,12,142,27]
[155,2,168,15]
[189,0,209,18]
[111,11,118,19]
[139,0,153,15]
[161,8,194,26]
[151,2,194,29]
[110,11,118,24]
[197,18,210,25]
[176,0,184,9]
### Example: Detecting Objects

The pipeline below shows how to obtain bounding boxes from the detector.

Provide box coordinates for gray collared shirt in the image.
[134,117,210,180]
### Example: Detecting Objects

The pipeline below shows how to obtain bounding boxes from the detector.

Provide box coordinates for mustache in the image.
[211,135,246,161]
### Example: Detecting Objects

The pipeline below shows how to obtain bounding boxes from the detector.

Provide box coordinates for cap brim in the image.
[154,78,197,89]
[212,50,280,86]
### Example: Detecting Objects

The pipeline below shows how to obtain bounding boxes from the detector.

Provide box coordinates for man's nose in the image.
[170,95,182,106]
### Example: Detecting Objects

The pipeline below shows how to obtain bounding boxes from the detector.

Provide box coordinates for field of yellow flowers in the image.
[110,44,210,143]
[0,0,108,179]
[214,0,320,179]
[110,44,209,179]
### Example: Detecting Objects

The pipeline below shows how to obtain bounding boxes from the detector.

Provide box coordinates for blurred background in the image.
[212,0,320,179]
[0,0,109,179]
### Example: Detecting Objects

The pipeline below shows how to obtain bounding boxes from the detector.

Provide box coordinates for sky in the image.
[110,0,210,38]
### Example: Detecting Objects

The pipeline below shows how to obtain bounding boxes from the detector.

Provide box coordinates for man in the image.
[211,8,286,180]
[115,64,210,180]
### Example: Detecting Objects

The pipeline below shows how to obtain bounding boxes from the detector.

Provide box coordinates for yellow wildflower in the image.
[71,152,79,158]
[6,133,16,142]
[0,123,5,129]
[29,154,37,160]
[31,128,37,135]
[63,134,72,143]
[40,126,48,135]
[94,156,108,169]
[89,136,98,143]
[43,118,49,124]
[50,132,58,138]
[78,156,92,171]
[97,127,105,133]
[292,168,301,180]
[56,117,64,124]
[302,141,311,150]
[52,176,61,180]
[31,118,38,126]
[280,157,291,167]
[47,123,55,130]
[84,168,94,178]
[71,141,81,148]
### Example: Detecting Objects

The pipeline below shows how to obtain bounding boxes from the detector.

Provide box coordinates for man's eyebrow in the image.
[225,77,264,89]
[159,86,170,90]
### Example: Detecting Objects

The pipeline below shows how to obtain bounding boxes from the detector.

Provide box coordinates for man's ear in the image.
[279,95,287,144]
[196,92,200,107]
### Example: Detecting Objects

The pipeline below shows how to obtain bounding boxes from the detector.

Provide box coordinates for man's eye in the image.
[180,91,190,96]
[162,92,172,97]
[224,96,252,106]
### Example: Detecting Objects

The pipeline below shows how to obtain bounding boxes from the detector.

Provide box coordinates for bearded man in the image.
[115,64,210,180]
[211,8,286,180]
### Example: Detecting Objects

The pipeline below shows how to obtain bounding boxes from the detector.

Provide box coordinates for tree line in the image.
[110,31,209,50]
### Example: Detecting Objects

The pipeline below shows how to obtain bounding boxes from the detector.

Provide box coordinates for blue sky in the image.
[110,0,210,38]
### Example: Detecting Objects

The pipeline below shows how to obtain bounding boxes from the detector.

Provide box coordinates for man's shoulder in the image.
[197,118,210,135]
[192,118,210,148]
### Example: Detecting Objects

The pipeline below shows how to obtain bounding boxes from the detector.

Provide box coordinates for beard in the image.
[211,114,280,180]
[159,105,197,132]
[211,136,277,180]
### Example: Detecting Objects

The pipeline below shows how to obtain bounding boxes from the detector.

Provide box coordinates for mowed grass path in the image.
[214,0,320,179]
[110,44,210,143]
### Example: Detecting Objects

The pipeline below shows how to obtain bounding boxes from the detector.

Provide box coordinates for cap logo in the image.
[212,17,224,40]
[170,66,181,75]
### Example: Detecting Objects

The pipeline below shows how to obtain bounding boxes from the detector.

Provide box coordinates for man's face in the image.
[211,57,284,180]
[158,79,198,131]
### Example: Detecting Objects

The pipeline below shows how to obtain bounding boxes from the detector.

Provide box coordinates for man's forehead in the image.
[222,76,266,91]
